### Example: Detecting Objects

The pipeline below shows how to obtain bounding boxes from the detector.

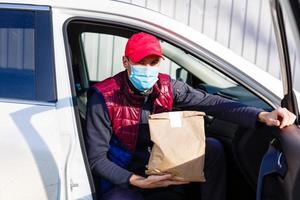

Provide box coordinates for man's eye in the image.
[151,61,159,65]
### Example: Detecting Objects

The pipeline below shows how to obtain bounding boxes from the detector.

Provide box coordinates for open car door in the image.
[231,0,300,200]
[256,0,300,199]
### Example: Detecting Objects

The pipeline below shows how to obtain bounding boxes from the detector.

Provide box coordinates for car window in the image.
[0,9,56,102]
[160,41,237,88]
[80,31,271,110]
[82,32,235,85]
[81,33,182,81]
[280,4,300,92]
[81,33,127,81]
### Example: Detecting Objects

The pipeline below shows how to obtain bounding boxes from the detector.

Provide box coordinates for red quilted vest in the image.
[93,71,173,152]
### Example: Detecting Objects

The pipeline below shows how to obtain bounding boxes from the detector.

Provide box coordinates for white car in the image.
[0,0,299,199]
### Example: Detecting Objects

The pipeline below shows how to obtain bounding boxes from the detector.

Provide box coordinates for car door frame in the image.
[255,0,300,200]
[270,0,299,122]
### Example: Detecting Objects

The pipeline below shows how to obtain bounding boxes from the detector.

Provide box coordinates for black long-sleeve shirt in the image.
[85,79,264,186]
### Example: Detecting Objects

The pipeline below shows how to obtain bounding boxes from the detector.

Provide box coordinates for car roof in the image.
[0,0,150,13]
[0,0,101,8]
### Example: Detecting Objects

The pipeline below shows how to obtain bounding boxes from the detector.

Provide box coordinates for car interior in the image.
[66,19,280,200]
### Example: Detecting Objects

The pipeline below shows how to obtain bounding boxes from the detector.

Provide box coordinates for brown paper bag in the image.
[146,111,206,182]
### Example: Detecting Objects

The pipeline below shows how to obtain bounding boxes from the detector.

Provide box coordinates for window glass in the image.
[0,9,55,102]
[81,33,127,81]
[0,10,35,100]
[281,4,300,92]
[81,32,236,86]
[81,32,189,82]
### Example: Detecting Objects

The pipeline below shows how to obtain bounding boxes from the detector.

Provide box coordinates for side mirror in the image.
[176,68,183,80]
[176,68,188,82]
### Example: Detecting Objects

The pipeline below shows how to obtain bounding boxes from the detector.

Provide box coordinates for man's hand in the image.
[258,107,296,129]
[129,174,189,189]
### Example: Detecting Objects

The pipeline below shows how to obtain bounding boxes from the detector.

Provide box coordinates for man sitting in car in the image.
[85,32,296,200]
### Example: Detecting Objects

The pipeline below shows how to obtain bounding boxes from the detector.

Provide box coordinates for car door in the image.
[63,2,300,200]
[238,0,300,200]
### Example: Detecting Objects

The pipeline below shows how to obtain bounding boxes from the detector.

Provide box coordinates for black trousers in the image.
[101,137,226,200]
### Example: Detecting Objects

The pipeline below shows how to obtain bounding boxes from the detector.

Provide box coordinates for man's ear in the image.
[122,56,130,69]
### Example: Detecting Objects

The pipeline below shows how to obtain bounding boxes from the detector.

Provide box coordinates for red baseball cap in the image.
[125,32,163,63]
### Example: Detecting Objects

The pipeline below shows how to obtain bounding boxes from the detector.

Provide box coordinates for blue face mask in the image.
[129,65,159,92]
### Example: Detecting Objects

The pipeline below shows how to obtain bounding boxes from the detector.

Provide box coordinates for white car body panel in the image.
[0,101,60,199]
[0,1,299,199]
[52,10,93,199]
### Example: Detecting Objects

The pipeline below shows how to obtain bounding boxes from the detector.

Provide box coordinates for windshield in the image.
[280,0,300,93]
[160,41,237,89]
